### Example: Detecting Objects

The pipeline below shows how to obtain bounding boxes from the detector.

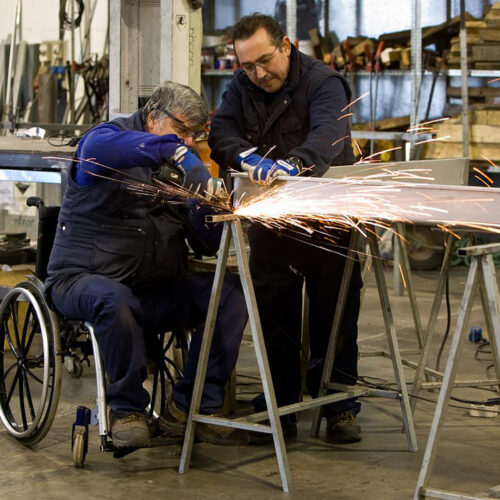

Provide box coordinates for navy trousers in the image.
[49,272,247,416]
[248,226,362,417]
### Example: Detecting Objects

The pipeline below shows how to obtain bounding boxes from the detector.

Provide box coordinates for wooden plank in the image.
[472,44,500,61]
[351,38,374,57]
[478,28,500,41]
[474,62,500,70]
[450,34,480,44]
[449,45,472,56]
[424,141,500,161]
[447,87,500,98]
[434,123,500,143]
[381,47,401,65]
[446,56,473,66]
[486,18,500,27]
[469,109,500,125]
[466,20,487,28]
[400,48,411,69]
[486,7,500,19]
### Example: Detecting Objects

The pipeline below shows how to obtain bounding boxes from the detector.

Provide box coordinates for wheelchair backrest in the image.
[28,198,60,282]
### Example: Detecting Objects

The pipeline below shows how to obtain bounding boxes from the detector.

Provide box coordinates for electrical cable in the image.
[47,133,77,147]
[47,121,105,148]
[332,366,500,415]
[234,362,500,414]
[59,0,85,32]
[435,271,451,372]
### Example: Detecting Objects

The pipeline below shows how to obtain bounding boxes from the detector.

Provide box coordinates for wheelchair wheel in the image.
[72,427,87,468]
[0,280,62,445]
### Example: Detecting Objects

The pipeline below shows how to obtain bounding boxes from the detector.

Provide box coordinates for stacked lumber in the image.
[423,110,500,161]
[446,3,500,69]
[323,34,428,72]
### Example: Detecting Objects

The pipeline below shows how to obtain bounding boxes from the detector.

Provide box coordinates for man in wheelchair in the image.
[44,81,248,449]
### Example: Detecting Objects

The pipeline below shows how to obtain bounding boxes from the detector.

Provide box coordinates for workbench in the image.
[0,136,74,186]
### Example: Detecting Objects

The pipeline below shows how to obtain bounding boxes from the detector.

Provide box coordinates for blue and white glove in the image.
[171,145,211,194]
[274,158,301,177]
[238,147,300,186]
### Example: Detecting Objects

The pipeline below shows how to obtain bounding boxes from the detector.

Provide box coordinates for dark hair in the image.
[231,13,284,46]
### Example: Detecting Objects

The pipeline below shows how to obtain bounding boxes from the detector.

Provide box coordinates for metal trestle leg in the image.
[415,244,500,499]
[178,218,292,493]
[310,229,417,452]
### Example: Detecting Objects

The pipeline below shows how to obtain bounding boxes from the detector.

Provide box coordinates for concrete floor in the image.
[1,266,499,499]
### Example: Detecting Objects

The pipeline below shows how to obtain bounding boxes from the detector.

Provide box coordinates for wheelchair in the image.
[0,197,188,467]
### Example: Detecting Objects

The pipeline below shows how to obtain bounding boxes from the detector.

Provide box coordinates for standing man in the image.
[46,81,248,448]
[209,14,362,443]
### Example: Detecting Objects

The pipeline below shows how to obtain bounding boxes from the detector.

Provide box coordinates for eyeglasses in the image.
[158,107,205,140]
[158,107,188,129]
[240,45,279,74]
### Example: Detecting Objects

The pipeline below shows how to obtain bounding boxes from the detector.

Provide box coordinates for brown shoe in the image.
[326,411,361,443]
[157,398,187,437]
[158,400,248,446]
[110,411,151,448]
[195,413,249,446]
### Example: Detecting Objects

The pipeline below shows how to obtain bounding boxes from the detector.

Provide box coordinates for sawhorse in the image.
[179,215,417,493]
[415,242,500,499]
[358,222,426,375]
[410,235,500,415]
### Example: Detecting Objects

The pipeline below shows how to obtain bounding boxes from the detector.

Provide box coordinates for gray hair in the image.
[142,81,208,132]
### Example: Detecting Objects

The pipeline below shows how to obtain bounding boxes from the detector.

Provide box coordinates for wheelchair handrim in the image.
[0,286,51,438]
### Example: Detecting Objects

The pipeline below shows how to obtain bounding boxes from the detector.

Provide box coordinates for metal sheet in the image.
[232,164,500,229]
[232,158,469,202]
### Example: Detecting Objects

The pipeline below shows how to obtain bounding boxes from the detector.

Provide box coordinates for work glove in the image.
[171,145,211,194]
[158,134,185,162]
[238,147,300,186]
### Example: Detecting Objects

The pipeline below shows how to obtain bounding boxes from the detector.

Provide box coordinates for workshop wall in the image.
[328,0,499,124]
[0,0,108,59]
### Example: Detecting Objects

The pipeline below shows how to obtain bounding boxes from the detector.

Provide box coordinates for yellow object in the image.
[0,269,35,351]
[194,140,220,178]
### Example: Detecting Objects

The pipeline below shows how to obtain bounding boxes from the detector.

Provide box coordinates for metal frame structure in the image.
[414,242,500,500]
[109,0,202,118]
[409,234,500,415]
[178,214,417,493]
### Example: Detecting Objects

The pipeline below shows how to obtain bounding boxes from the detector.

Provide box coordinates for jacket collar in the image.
[284,44,300,92]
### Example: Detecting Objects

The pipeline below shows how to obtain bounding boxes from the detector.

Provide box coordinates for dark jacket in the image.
[209,45,355,177]
[46,111,198,290]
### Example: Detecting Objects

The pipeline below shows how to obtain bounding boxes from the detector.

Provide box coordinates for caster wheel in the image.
[72,427,87,468]
[67,358,83,379]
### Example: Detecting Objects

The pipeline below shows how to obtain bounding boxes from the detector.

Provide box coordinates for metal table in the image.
[0,137,74,189]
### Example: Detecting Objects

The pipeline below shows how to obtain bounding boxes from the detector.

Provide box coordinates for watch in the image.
[285,156,304,172]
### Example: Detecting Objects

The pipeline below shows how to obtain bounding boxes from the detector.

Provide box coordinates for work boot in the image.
[158,399,248,445]
[195,414,249,446]
[157,398,187,437]
[110,411,151,448]
[248,415,297,445]
[326,411,361,443]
